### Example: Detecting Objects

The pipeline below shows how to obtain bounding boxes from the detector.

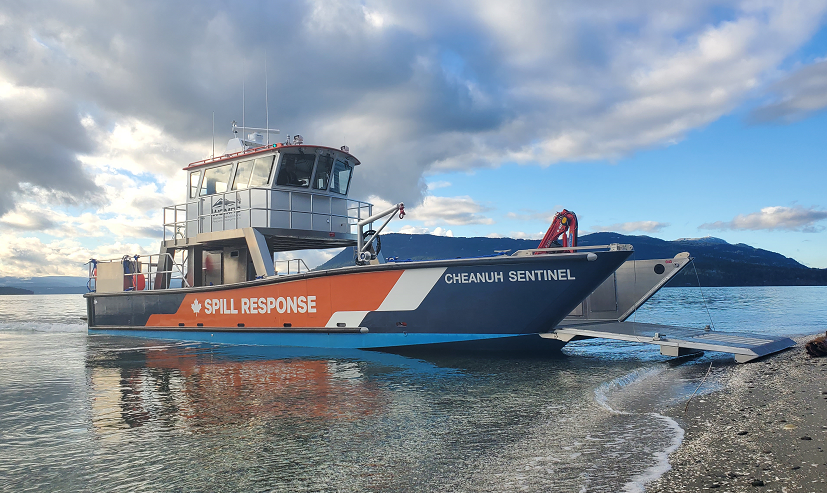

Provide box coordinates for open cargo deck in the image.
[544,320,796,363]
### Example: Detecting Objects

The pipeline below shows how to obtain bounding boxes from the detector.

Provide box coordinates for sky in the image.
[1,0,827,278]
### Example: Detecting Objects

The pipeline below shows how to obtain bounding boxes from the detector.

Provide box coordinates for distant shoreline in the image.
[0,287,34,295]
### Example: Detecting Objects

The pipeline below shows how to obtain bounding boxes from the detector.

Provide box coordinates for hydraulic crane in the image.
[538,209,578,250]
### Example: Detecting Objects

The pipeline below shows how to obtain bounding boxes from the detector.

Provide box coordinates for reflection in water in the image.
[78,339,685,492]
[89,344,390,435]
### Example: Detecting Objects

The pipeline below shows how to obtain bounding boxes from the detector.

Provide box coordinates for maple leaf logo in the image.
[191,299,201,315]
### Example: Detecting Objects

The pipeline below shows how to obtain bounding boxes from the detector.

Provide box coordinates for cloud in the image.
[699,205,827,232]
[592,221,671,233]
[750,58,827,123]
[0,235,154,277]
[2,1,827,275]
[395,225,454,237]
[506,209,563,224]
[405,196,494,226]
[2,0,825,215]
[487,231,544,240]
[368,194,492,226]
[426,181,452,190]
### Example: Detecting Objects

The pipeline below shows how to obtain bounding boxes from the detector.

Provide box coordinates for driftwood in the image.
[805,331,827,357]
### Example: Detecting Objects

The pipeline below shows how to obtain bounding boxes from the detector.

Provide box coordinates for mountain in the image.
[0,287,34,295]
[317,233,827,287]
[0,276,89,294]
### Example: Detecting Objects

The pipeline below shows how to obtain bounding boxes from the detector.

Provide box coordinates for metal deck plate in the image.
[544,320,796,363]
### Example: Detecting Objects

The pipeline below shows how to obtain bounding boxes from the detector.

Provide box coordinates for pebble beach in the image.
[647,337,827,492]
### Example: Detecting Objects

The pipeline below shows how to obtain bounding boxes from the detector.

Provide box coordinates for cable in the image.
[685,361,714,414]
[691,259,715,330]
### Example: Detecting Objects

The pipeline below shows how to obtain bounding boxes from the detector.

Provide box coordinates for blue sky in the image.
[1,0,826,277]
[415,109,827,267]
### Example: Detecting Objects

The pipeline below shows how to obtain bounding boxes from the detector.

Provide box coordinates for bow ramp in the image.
[543,320,795,363]
[542,252,795,363]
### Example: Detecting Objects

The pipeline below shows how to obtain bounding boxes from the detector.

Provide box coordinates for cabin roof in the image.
[184,144,361,171]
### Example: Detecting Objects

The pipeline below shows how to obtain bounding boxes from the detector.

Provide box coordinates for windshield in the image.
[329,159,352,194]
[312,154,334,190]
[275,154,315,188]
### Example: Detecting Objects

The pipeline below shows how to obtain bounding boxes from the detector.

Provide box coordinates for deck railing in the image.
[163,187,374,242]
[87,252,190,293]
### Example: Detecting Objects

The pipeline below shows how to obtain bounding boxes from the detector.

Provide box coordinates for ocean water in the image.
[0,287,825,492]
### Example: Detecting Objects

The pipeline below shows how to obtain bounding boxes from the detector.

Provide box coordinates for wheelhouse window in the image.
[232,155,274,190]
[275,153,315,188]
[312,154,334,191]
[329,159,353,195]
[189,171,202,198]
[200,164,233,195]
[249,156,275,187]
[232,159,254,190]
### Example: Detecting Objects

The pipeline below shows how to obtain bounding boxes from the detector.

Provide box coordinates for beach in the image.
[647,337,827,492]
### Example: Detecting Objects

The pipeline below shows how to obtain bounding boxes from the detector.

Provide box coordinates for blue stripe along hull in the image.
[88,329,567,352]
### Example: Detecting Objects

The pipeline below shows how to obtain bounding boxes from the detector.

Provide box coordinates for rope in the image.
[684,361,714,414]
[691,259,715,330]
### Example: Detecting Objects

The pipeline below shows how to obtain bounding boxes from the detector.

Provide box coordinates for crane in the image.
[537,209,578,250]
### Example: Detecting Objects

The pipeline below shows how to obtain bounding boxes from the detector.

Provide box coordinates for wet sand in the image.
[647,337,827,492]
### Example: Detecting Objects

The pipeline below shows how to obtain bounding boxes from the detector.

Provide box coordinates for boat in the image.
[84,123,633,352]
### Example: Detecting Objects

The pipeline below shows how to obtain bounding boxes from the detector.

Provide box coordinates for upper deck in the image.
[163,133,374,252]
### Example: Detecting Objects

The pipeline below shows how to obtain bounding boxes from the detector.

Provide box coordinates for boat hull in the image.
[86,250,631,350]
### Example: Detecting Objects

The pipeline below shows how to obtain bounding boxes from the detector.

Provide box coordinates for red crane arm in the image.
[538,209,578,249]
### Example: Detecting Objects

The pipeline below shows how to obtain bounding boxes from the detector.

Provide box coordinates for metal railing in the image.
[275,258,310,276]
[511,244,634,256]
[163,187,374,242]
[87,252,190,292]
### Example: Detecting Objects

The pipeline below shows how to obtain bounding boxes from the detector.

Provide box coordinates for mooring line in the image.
[684,361,714,414]
[692,259,715,330]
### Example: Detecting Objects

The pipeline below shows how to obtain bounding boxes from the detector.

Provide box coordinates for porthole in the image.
[654,264,665,275]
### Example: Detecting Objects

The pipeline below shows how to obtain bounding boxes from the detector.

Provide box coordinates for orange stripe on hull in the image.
[145,270,405,328]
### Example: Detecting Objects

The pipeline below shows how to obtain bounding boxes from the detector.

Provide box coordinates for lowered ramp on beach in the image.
[544,320,796,363]
[547,252,795,363]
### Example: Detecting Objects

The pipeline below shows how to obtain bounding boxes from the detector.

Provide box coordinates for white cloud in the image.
[751,58,827,123]
[405,195,494,226]
[699,205,827,232]
[592,221,671,233]
[395,225,454,237]
[368,194,493,227]
[487,231,544,240]
[275,248,346,271]
[426,181,452,190]
[0,235,154,277]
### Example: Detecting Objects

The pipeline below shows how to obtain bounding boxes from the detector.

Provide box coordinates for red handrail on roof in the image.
[184,143,360,170]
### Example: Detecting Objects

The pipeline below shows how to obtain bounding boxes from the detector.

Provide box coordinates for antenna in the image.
[265,50,270,146]
[212,111,215,158]
[242,79,246,139]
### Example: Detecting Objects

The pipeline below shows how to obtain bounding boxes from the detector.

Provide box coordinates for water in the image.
[0,288,824,492]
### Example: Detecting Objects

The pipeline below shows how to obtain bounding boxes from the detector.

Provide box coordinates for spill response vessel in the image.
[84,124,633,351]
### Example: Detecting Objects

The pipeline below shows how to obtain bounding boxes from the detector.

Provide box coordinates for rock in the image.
[791,465,801,470]
[737,430,749,435]
[805,332,827,357]
[751,478,765,486]
[800,436,813,440]
[709,482,721,488]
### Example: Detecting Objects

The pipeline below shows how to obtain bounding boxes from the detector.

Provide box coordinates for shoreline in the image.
[646,337,827,492]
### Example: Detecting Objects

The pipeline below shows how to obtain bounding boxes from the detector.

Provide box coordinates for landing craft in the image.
[84,123,632,352]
